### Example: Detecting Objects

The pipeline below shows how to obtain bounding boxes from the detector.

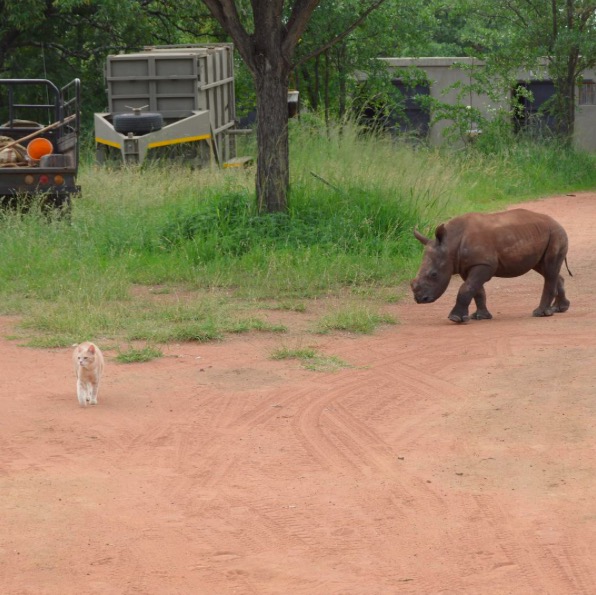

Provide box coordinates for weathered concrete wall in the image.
[379,57,596,152]
[575,104,596,151]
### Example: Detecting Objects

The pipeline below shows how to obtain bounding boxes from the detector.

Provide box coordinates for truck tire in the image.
[113,112,163,135]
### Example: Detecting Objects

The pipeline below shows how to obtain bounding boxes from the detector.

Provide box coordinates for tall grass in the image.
[0,117,594,346]
[454,139,596,208]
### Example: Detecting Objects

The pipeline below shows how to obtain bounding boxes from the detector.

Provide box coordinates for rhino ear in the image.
[413,229,430,245]
[435,224,446,244]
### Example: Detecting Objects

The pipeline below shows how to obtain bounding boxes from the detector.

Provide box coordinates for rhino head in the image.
[410,224,454,303]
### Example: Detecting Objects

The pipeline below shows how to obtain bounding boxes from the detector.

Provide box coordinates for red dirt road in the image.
[1,193,595,594]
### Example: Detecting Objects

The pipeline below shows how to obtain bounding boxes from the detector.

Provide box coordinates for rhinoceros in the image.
[410,208,571,323]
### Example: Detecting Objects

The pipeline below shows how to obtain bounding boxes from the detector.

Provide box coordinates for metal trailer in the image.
[94,43,245,167]
[0,78,81,209]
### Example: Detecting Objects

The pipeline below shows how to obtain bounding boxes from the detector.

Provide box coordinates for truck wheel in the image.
[113,112,163,135]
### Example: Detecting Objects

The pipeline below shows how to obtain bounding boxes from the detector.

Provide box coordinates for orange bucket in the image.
[27,137,53,161]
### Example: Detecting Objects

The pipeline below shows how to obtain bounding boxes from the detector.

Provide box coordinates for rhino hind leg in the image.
[554,274,570,312]
[533,261,569,317]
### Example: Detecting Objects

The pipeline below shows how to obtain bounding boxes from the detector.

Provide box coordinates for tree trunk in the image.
[0,29,21,75]
[255,69,290,213]
[300,56,320,111]
[314,55,320,111]
[555,62,576,140]
[202,0,384,213]
[324,50,330,127]
[313,55,320,111]
[338,65,347,119]
[558,1,577,141]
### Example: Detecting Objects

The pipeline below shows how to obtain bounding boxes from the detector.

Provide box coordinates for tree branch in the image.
[202,0,255,70]
[282,0,321,59]
[292,0,389,69]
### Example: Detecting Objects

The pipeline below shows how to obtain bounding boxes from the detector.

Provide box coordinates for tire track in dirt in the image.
[1,193,596,594]
[164,362,460,572]
[291,383,372,475]
[143,378,359,567]
[160,384,321,502]
[286,369,431,479]
[469,493,591,594]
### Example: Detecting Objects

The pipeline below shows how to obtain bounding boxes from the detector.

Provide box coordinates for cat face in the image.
[76,343,97,369]
[77,352,95,368]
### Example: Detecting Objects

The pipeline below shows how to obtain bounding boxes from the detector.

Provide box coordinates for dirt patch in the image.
[1,193,595,594]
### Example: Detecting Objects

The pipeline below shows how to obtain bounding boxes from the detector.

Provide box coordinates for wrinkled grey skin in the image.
[410,209,571,323]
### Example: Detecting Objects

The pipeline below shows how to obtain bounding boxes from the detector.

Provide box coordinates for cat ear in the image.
[88,344,95,353]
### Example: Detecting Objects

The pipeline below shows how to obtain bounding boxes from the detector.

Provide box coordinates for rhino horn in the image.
[413,228,430,245]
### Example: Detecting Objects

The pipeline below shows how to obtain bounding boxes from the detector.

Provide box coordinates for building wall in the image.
[576,103,596,151]
[379,57,596,152]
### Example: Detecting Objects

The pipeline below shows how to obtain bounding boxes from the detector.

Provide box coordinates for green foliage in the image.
[0,1,217,117]
[452,0,596,138]
[2,0,594,140]
[455,138,596,205]
[292,0,445,118]
[159,188,416,260]
[0,118,593,346]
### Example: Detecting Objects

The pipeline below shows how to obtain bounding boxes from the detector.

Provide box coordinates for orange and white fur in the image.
[73,342,104,407]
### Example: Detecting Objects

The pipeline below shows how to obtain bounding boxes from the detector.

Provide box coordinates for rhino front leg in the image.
[449,265,494,323]
[470,286,493,320]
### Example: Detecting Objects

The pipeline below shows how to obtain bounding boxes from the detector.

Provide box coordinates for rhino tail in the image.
[565,257,573,277]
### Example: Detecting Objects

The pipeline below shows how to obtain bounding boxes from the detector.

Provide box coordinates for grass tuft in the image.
[116,345,163,363]
[270,345,350,372]
[316,306,397,334]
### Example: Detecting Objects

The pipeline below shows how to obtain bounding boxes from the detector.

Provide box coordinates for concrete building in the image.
[377,57,596,151]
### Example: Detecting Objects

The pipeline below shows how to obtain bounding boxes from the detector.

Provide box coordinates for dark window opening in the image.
[512,81,557,135]
[390,80,431,138]
[354,80,430,140]
[579,81,595,105]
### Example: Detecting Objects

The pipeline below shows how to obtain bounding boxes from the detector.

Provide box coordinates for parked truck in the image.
[94,44,248,167]
[0,78,81,209]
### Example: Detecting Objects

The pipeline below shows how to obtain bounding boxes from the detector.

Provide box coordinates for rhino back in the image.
[450,209,567,278]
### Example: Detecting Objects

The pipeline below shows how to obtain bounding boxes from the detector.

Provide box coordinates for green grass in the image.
[454,140,596,209]
[258,301,308,313]
[270,346,350,372]
[315,305,397,334]
[0,118,593,348]
[116,345,163,363]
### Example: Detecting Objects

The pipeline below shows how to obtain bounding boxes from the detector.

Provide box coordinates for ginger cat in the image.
[73,342,104,407]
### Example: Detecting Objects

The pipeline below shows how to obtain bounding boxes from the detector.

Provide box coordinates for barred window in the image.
[579,81,596,105]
